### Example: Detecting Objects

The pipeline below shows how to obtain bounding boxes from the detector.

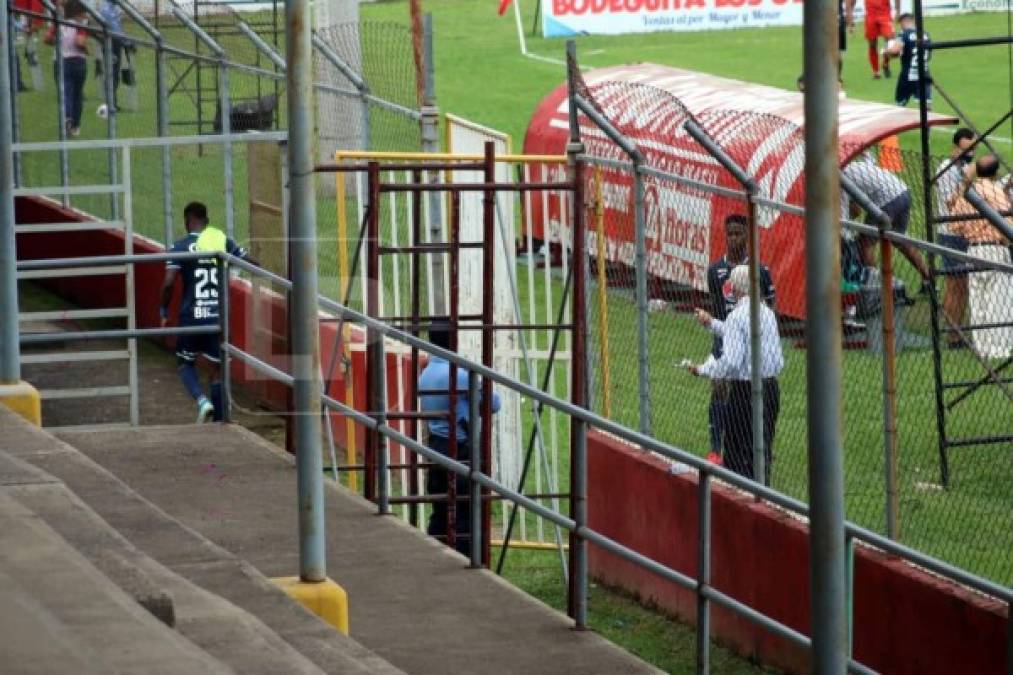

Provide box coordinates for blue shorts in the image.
[882,192,911,234]
[175,322,221,364]
[938,232,970,275]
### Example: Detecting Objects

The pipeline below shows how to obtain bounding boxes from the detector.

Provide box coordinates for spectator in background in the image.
[947,155,1013,359]
[690,265,784,484]
[703,214,775,466]
[98,0,125,111]
[418,326,501,554]
[842,153,932,287]
[934,128,976,349]
[44,0,89,137]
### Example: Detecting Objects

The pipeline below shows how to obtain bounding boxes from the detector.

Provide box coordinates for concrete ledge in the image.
[272,576,350,636]
[0,381,41,426]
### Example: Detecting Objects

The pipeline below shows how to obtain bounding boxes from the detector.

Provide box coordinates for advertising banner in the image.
[541,0,979,37]
[542,0,804,37]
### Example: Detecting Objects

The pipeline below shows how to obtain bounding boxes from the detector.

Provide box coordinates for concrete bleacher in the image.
[0,405,657,674]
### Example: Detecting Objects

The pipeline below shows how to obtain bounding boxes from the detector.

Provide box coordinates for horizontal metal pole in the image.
[20,325,218,344]
[964,188,1013,241]
[684,119,757,192]
[312,84,422,121]
[12,132,287,152]
[14,185,125,197]
[841,520,1013,601]
[171,6,225,57]
[944,434,1013,448]
[40,385,130,400]
[19,308,128,321]
[840,176,892,229]
[316,161,486,173]
[311,32,368,92]
[573,95,644,162]
[931,35,1013,50]
[224,344,294,386]
[20,350,129,364]
[18,266,127,280]
[335,150,567,165]
[577,154,749,200]
[15,221,126,234]
[378,181,574,193]
[16,251,211,270]
[237,21,286,70]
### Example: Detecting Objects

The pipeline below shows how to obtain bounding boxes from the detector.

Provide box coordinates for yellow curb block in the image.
[271,576,349,635]
[0,381,41,426]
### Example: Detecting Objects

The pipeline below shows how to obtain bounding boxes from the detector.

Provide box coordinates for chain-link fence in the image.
[568,70,1013,586]
[7,1,429,284]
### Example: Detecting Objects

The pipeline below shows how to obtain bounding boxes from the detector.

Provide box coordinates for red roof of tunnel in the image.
[523,63,958,161]
[522,64,958,320]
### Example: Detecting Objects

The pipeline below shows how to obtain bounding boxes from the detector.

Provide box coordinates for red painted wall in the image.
[587,429,1009,675]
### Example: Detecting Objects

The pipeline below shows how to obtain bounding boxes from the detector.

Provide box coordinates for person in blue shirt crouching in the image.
[418,326,501,554]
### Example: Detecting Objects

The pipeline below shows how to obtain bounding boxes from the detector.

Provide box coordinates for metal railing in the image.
[15,248,1012,674]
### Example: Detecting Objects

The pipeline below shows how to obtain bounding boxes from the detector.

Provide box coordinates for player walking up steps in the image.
[159,202,255,423]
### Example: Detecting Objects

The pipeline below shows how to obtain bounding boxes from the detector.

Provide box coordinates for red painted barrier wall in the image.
[588,429,1008,675]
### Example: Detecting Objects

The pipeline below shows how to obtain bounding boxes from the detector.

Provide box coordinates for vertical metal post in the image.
[564,43,589,627]
[420,13,444,315]
[446,190,461,551]
[52,5,68,207]
[803,0,847,668]
[157,45,172,245]
[122,147,138,426]
[7,11,20,187]
[408,170,422,527]
[468,371,481,568]
[286,0,325,582]
[0,5,20,383]
[696,473,712,675]
[913,0,950,488]
[480,141,495,566]
[880,237,899,538]
[219,254,231,423]
[101,31,119,220]
[633,163,651,436]
[364,161,380,501]
[746,197,765,486]
[593,167,612,417]
[219,61,234,238]
[375,335,390,516]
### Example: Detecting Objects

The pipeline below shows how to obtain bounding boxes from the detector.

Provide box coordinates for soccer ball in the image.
[96,104,109,119]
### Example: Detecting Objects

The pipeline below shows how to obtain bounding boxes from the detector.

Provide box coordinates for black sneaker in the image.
[946,340,968,351]
[883,63,892,78]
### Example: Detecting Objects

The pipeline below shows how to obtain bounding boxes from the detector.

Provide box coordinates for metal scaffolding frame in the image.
[313,140,582,573]
[911,0,1013,487]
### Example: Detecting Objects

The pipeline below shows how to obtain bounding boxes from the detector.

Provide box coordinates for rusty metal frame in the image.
[317,141,582,572]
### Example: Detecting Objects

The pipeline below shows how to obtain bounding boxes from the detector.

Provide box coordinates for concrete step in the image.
[0,407,402,675]
[0,490,232,675]
[48,421,658,675]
